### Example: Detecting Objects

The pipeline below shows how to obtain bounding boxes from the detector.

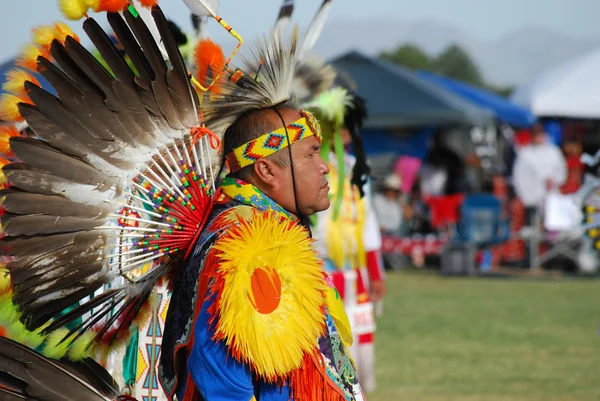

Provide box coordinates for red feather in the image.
[194,39,226,94]
[138,0,159,7]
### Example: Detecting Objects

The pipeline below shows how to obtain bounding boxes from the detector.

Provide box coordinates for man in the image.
[513,123,567,226]
[306,88,386,393]
[158,32,365,400]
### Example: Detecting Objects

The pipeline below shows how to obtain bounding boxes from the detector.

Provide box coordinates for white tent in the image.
[511,48,600,119]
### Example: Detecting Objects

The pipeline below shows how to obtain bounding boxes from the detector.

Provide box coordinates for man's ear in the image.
[253,159,279,189]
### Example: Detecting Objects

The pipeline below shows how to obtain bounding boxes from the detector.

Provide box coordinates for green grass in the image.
[368,271,600,401]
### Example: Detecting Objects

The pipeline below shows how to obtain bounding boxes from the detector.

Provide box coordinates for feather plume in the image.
[0,126,20,156]
[292,57,336,102]
[16,45,49,72]
[203,28,299,137]
[54,21,81,43]
[58,0,90,20]
[94,0,129,13]
[3,69,40,98]
[138,0,159,7]
[194,39,225,92]
[0,94,27,122]
[31,25,57,52]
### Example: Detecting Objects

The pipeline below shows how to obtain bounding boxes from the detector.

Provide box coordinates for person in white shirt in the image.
[373,174,403,236]
[513,123,567,225]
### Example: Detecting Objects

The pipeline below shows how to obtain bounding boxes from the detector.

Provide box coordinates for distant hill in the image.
[310,19,600,86]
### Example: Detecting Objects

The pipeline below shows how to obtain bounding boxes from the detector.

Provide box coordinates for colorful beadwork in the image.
[226,109,322,172]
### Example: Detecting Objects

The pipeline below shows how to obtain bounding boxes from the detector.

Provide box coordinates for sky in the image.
[0,0,598,60]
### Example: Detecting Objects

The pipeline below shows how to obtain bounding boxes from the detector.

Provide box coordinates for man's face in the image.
[266,109,331,216]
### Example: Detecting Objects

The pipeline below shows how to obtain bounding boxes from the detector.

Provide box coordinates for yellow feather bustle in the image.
[211,210,328,381]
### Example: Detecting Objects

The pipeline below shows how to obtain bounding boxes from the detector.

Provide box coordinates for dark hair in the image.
[222,103,294,181]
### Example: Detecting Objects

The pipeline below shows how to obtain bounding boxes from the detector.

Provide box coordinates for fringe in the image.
[289,350,347,401]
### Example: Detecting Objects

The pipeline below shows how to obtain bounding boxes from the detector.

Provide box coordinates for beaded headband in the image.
[226,109,323,172]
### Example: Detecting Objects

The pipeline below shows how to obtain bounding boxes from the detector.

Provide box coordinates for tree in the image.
[379,43,433,72]
[433,44,483,87]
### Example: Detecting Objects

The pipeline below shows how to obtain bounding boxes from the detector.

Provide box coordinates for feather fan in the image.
[0,4,219,361]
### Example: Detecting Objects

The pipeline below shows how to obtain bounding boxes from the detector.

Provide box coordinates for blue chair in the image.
[456,194,510,247]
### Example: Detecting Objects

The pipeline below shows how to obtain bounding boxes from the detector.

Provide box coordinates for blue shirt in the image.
[176,292,291,401]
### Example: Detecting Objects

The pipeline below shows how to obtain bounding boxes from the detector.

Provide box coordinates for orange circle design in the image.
[249,266,281,314]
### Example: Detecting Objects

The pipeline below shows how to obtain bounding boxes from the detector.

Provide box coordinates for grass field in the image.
[368,271,600,401]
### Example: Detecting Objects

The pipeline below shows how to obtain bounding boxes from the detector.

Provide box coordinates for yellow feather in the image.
[68,331,96,360]
[324,285,353,347]
[54,21,81,43]
[3,69,40,97]
[0,94,25,122]
[16,44,46,71]
[0,292,45,349]
[42,329,72,359]
[212,211,328,380]
[32,25,57,50]
[0,265,11,294]
[58,0,89,20]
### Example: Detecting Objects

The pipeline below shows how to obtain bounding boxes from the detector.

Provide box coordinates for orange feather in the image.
[194,39,226,93]
[94,0,129,13]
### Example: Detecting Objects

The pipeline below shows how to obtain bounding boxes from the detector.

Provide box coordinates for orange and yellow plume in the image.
[16,44,49,71]
[194,39,226,94]
[0,157,11,185]
[59,0,159,20]
[0,95,29,122]
[54,21,81,43]
[0,126,20,157]
[3,69,40,98]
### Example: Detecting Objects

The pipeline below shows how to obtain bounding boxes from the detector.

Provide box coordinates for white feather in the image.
[298,0,332,61]
[182,0,219,18]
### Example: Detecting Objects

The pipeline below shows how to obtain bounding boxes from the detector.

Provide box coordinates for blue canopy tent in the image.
[329,51,494,130]
[416,71,536,128]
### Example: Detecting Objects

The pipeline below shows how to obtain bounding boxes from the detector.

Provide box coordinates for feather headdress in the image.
[202,28,300,138]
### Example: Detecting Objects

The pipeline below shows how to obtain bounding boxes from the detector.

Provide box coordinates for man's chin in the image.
[317,199,331,213]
